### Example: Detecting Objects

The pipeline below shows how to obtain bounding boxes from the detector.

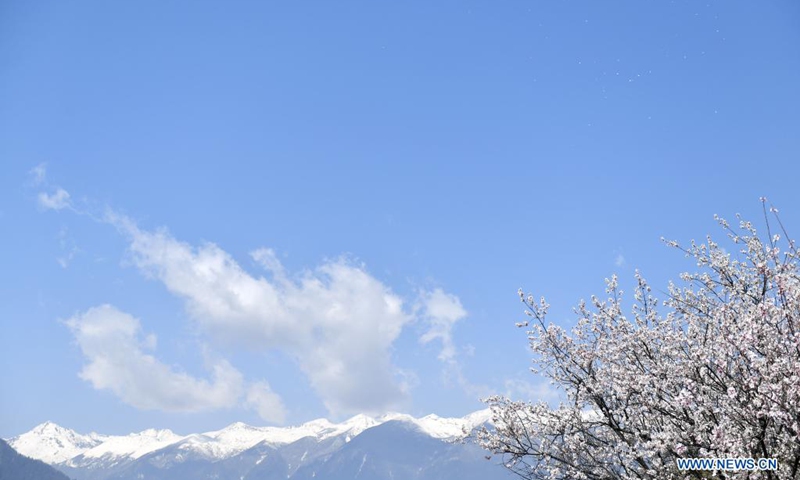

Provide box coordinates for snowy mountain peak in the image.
[340,414,378,432]
[379,412,416,423]
[464,408,493,423]
[31,421,68,434]
[137,428,178,439]
[299,418,334,429]
[220,421,258,432]
[10,422,107,464]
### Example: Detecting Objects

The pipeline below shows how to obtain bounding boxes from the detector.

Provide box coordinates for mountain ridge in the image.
[6,409,493,466]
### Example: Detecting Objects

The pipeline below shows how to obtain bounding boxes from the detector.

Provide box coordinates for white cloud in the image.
[38,188,71,211]
[104,212,418,417]
[29,163,47,185]
[418,288,467,363]
[65,305,247,413]
[615,253,626,267]
[245,382,287,424]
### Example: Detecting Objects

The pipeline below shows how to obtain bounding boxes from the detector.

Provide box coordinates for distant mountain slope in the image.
[0,438,71,480]
[292,420,512,480]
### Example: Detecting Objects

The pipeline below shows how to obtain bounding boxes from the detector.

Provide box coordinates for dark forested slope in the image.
[0,438,71,480]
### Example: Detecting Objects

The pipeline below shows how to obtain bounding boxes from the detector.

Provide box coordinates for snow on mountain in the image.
[8,421,107,464]
[415,409,492,439]
[5,409,493,466]
[317,413,380,441]
[175,414,382,459]
[377,408,492,440]
[175,423,274,459]
[68,428,184,467]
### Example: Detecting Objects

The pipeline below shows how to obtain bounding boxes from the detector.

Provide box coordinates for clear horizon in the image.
[1,1,799,438]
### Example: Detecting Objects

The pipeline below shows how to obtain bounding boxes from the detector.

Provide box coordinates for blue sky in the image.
[1,1,799,437]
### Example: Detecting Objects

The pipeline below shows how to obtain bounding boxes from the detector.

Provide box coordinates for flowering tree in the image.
[479,204,800,480]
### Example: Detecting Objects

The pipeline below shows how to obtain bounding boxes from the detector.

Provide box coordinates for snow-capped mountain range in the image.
[5,410,505,480]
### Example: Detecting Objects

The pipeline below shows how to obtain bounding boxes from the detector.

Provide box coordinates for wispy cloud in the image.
[418,288,467,363]
[56,226,79,268]
[416,289,490,398]
[29,163,47,186]
[29,164,78,212]
[614,253,626,267]
[38,188,72,211]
